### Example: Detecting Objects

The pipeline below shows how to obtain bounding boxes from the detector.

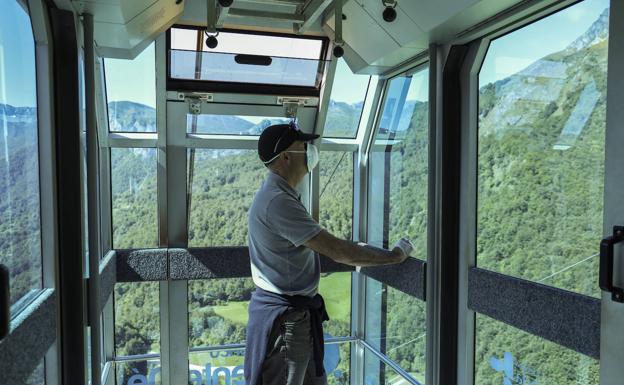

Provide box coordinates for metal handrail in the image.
[359,339,423,385]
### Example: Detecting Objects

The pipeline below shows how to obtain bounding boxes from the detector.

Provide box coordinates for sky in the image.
[479,0,609,86]
[0,0,609,108]
[0,0,37,108]
[105,44,156,108]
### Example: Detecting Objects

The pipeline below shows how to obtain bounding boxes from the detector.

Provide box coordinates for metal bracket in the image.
[177,92,214,115]
[277,96,313,118]
[188,100,201,115]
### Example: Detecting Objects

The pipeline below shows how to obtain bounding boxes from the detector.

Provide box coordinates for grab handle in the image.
[0,264,9,340]
[600,226,624,303]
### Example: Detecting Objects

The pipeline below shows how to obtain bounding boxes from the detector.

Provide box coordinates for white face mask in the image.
[263,142,319,172]
[305,143,319,172]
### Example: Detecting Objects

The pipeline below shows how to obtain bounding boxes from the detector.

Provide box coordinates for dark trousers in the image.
[262,309,328,385]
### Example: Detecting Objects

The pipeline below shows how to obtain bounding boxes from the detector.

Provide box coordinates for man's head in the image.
[258,122,319,184]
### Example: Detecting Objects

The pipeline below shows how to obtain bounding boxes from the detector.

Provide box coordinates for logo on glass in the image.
[490,352,539,385]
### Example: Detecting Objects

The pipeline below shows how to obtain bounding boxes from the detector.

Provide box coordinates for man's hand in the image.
[306,230,414,266]
[391,238,414,263]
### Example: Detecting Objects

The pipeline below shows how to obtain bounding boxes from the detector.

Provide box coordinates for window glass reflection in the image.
[477,0,609,297]
[115,360,161,385]
[365,277,426,384]
[323,59,370,138]
[475,314,598,385]
[186,114,290,135]
[368,68,429,258]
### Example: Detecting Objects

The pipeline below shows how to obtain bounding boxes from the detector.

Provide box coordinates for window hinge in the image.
[277,96,314,118]
[176,92,214,115]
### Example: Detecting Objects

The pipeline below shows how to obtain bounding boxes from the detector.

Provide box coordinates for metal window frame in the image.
[360,57,432,385]
[0,0,65,382]
[28,0,56,299]
[165,25,330,97]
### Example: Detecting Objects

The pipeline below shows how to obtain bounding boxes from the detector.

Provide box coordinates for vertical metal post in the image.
[29,0,61,381]
[438,44,469,385]
[310,56,337,220]
[49,8,87,385]
[84,12,102,385]
[425,43,443,385]
[352,77,384,385]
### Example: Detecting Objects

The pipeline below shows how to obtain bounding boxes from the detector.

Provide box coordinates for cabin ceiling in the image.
[54,0,528,72]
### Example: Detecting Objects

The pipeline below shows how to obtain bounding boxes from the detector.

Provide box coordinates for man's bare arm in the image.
[304,229,409,267]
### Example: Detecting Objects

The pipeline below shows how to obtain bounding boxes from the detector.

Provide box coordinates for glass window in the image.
[171,29,324,59]
[104,44,156,132]
[326,341,352,385]
[188,278,254,348]
[187,149,266,247]
[188,343,351,385]
[364,277,426,384]
[186,114,290,135]
[475,314,598,385]
[319,272,352,385]
[323,59,370,138]
[170,50,324,87]
[114,282,160,357]
[364,347,416,385]
[116,360,161,385]
[111,148,158,249]
[189,348,245,385]
[319,151,354,240]
[368,67,429,259]
[0,0,43,310]
[477,0,609,297]
[169,28,326,88]
[187,274,351,346]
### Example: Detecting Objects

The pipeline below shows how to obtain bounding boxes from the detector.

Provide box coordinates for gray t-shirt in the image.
[248,172,323,297]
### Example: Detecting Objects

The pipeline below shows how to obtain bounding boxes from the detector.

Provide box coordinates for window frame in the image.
[166,25,330,97]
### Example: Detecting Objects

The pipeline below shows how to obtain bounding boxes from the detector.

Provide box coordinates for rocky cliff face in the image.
[478,8,609,139]
[567,8,609,52]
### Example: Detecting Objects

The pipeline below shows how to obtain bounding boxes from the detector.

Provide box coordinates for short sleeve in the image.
[266,194,323,247]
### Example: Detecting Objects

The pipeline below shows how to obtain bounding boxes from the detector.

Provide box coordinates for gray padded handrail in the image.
[468,267,601,359]
[169,247,251,280]
[360,257,427,301]
[110,247,355,283]
[99,251,116,313]
[0,289,57,384]
[116,248,168,282]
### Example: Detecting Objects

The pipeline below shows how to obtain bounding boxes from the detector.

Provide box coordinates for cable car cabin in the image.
[0,0,623,384]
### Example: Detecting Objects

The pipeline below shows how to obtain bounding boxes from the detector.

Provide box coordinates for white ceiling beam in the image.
[227,8,305,23]
[296,0,334,33]
[217,5,230,27]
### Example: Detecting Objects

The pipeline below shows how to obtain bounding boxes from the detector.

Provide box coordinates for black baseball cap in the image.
[258,121,319,164]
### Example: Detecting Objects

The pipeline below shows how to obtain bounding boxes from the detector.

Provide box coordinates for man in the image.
[244,122,413,385]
